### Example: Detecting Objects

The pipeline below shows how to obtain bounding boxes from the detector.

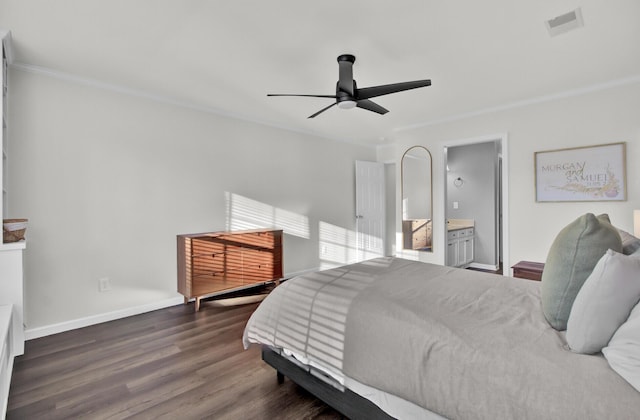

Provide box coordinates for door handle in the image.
[355,215,364,219]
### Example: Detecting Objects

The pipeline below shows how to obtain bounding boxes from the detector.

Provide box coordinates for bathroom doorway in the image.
[443,136,508,273]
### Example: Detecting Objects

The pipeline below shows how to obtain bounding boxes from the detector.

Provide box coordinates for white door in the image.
[355,161,386,261]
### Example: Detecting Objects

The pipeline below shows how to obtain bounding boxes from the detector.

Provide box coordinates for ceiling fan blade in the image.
[308,102,337,119]
[356,99,389,115]
[338,55,355,95]
[356,79,431,100]
[267,94,337,98]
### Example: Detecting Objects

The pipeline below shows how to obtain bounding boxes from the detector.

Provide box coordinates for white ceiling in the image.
[1,1,639,146]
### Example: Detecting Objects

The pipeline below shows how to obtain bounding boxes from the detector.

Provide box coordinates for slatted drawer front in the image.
[225,231,277,248]
[191,238,227,257]
[192,274,244,296]
[243,267,277,283]
[191,247,243,276]
[245,246,281,283]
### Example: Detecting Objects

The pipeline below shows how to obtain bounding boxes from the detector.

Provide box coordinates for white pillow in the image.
[566,249,640,354]
[603,302,640,392]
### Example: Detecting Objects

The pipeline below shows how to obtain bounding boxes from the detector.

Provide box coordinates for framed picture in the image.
[535,142,626,202]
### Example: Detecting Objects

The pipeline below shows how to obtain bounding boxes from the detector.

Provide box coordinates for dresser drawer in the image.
[191,248,243,275]
[190,238,228,257]
[192,273,245,296]
[219,231,279,249]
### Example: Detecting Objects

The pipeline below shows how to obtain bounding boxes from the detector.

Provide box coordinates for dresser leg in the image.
[183,296,189,305]
[195,297,201,312]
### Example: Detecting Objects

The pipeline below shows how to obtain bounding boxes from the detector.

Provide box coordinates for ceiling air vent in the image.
[546,8,584,37]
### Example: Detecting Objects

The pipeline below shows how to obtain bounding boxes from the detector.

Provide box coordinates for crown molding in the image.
[396,74,640,132]
[12,61,638,145]
[10,62,374,148]
[0,30,13,63]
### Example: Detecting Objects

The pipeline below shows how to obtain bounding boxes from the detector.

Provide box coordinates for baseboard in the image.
[1,306,14,419]
[468,262,500,272]
[0,355,13,420]
[24,296,185,341]
[23,268,321,341]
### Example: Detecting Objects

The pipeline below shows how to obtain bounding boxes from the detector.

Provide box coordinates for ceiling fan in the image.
[267,54,432,119]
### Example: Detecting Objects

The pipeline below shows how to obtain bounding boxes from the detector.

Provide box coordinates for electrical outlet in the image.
[98,277,111,292]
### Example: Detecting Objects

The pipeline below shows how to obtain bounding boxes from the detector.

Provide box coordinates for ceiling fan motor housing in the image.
[337,54,356,64]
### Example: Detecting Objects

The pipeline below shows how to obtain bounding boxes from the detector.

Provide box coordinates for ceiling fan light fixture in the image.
[337,100,357,110]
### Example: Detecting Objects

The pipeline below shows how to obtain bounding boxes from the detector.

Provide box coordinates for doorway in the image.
[355,160,386,261]
[443,135,508,273]
[354,160,397,260]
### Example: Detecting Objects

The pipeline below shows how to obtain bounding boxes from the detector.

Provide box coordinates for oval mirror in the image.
[401,146,433,252]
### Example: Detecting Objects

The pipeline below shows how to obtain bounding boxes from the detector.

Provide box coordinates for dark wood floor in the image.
[7,288,342,419]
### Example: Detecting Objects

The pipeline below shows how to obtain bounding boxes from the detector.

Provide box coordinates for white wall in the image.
[7,69,376,332]
[395,81,640,270]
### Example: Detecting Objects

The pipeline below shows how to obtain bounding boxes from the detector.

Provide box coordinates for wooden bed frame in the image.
[261,346,395,420]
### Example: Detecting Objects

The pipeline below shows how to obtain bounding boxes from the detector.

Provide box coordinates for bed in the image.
[243,256,640,419]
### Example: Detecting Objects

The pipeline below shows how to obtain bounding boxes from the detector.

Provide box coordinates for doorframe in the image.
[441,133,509,275]
[383,162,396,257]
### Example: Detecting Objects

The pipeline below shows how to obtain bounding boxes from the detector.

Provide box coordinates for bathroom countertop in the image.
[447,219,474,231]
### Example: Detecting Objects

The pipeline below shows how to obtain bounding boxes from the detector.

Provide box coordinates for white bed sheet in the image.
[276,347,445,420]
[344,374,446,420]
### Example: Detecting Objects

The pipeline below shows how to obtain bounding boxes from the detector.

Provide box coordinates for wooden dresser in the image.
[177,229,283,311]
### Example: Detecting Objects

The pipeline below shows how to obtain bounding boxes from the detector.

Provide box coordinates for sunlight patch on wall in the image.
[225,192,310,239]
[319,221,359,270]
[319,221,384,270]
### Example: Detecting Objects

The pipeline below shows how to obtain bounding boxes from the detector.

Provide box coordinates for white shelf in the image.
[0,304,13,419]
[0,241,26,251]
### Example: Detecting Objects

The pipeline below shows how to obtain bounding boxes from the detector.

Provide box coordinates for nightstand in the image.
[511,261,545,281]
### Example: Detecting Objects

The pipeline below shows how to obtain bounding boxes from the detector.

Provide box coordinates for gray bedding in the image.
[243,257,640,419]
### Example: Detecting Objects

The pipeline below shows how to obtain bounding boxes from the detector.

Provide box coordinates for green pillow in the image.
[541,213,623,330]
